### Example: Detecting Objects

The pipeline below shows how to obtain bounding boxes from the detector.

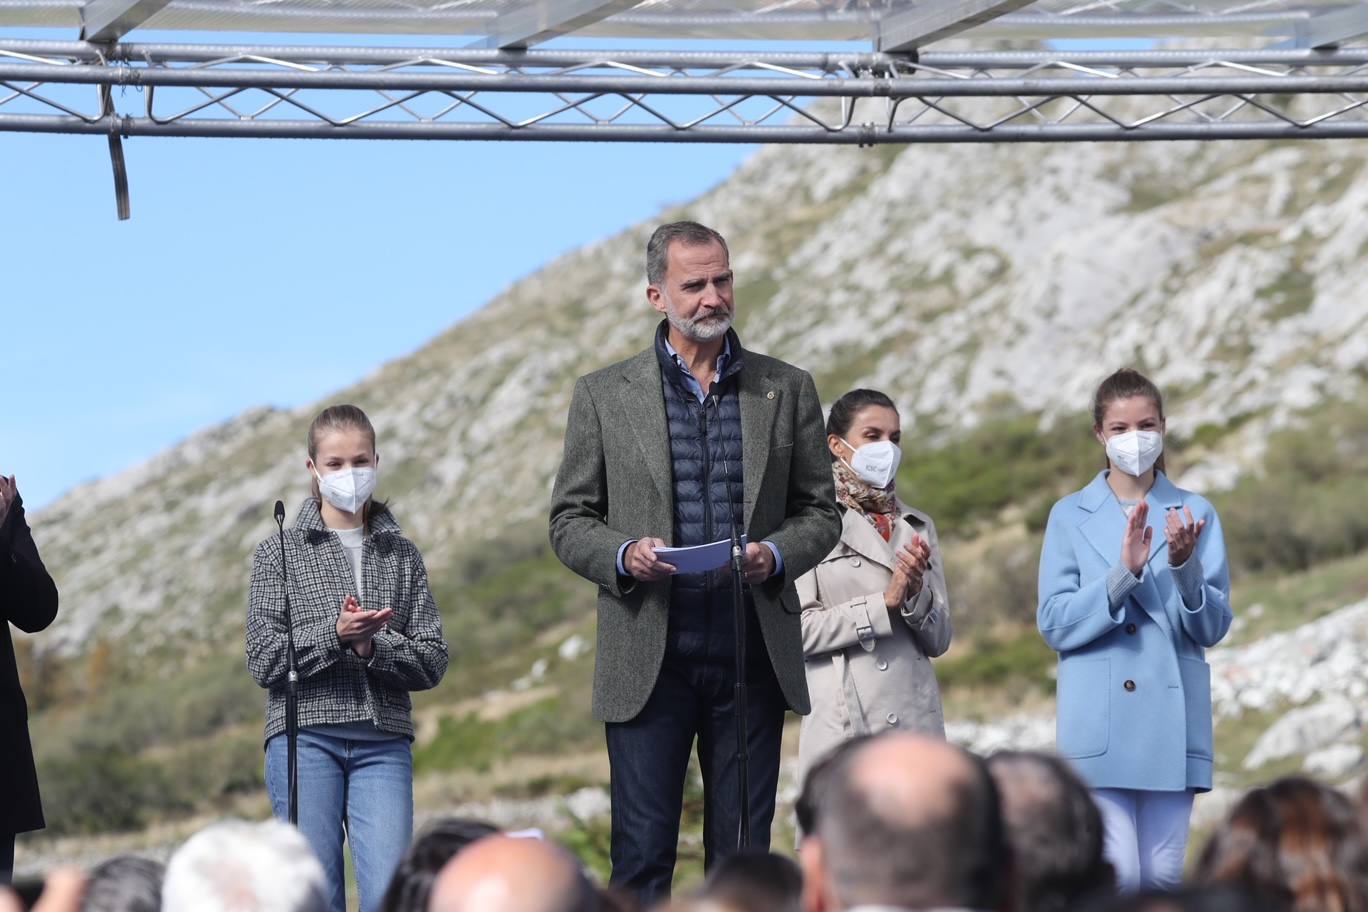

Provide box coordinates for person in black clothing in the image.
[0,474,59,884]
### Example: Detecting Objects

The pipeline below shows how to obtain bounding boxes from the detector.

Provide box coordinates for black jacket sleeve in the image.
[0,496,59,634]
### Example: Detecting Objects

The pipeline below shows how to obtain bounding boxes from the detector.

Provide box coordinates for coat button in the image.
[1124,679,1137,692]
[886,712,898,726]
[766,391,776,400]
[1125,623,1137,635]
[850,558,862,568]
[876,659,889,671]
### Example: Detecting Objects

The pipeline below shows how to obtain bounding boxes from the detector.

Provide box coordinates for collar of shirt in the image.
[663,335,731,403]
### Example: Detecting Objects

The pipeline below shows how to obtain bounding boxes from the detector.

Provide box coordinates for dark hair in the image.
[825,389,898,463]
[306,403,388,529]
[796,734,875,839]
[986,751,1114,912]
[80,856,164,912]
[1092,368,1167,474]
[816,737,1011,912]
[1195,777,1368,912]
[379,817,499,912]
[645,221,729,286]
[699,850,802,912]
[1086,885,1274,912]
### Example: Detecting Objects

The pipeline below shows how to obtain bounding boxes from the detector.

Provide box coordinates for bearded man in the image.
[549,220,841,904]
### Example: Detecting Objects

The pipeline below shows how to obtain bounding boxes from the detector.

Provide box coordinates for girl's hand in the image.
[335,595,392,653]
[1165,506,1206,567]
[0,474,16,527]
[1121,501,1153,577]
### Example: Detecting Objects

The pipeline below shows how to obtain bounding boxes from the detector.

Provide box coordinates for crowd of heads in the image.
[10,733,1368,912]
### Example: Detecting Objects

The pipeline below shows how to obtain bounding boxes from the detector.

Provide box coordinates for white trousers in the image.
[1093,788,1195,892]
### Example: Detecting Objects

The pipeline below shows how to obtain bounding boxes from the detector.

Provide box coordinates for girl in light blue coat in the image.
[1038,368,1232,892]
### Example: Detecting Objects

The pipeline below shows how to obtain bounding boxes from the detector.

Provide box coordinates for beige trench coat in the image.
[795,500,953,784]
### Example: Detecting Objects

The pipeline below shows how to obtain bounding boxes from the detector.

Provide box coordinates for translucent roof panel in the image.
[4,0,1367,46]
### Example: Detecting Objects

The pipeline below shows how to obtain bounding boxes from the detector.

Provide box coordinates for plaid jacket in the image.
[246,498,448,743]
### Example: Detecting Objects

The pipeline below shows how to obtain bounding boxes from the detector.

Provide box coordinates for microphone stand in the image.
[715,397,751,850]
[274,501,300,826]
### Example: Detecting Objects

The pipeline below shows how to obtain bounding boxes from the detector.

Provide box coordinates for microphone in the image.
[272,498,299,825]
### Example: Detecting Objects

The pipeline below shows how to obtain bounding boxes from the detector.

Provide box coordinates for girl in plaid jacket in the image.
[246,404,448,912]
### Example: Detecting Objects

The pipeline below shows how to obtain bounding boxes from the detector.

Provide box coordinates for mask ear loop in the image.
[836,438,861,475]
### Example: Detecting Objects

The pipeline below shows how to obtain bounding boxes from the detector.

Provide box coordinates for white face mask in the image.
[313,466,378,514]
[1105,430,1163,477]
[842,439,902,490]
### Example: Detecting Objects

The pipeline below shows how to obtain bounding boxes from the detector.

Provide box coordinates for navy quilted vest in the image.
[654,324,748,659]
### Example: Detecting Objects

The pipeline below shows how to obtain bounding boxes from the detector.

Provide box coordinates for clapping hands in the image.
[885,534,932,611]
[1165,506,1206,567]
[335,595,392,659]
[0,474,16,527]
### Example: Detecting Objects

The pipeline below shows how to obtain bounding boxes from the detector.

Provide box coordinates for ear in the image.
[646,283,667,315]
[828,434,847,461]
[799,836,830,912]
[1093,426,1107,447]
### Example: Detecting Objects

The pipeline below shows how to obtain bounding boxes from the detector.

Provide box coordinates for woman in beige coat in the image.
[796,389,953,785]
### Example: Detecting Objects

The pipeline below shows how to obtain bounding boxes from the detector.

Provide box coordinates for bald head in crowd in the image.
[428,835,600,912]
[800,733,1012,912]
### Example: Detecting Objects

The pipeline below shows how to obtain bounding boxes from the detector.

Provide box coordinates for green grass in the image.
[1224,549,1368,647]
[936,629,1057,697]
[1256,267,1315,321]
[895,411,1099,535]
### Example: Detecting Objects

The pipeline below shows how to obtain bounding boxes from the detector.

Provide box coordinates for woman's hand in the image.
[0,474,16,527]
[1165,506,1206,567]
[336,595,392,658]
[885,535,931,610]
[1121,501,1153,577]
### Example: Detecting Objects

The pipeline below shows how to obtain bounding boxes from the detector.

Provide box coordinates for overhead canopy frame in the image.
[5,1,1368,217]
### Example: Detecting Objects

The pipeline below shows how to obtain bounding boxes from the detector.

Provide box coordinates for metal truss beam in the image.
[471,0,644,50]
[1295,5,1368,49]
[4,41,1368,144]
[877,0,1039,53]
[79,0,174,42]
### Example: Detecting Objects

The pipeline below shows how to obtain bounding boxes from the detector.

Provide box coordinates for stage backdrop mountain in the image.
[18,133,1368,873]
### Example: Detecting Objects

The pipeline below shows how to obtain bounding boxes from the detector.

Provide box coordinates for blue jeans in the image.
[604,642,786,907]
[265,730,413,912]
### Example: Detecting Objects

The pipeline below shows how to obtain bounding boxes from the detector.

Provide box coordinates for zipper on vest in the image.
[699,397,714,555]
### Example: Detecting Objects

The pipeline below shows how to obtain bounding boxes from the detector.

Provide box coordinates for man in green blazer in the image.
[550,221,841,903]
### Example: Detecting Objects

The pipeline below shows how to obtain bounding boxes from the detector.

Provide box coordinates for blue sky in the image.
[2,31,773,510]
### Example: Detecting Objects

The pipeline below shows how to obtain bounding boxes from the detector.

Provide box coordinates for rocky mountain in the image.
[17,123,1368,860]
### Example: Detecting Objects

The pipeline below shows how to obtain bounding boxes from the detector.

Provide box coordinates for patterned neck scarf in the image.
[833,458,898,541]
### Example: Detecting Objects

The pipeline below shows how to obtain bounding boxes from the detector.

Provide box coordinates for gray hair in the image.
[161,820,328,912]
[645,221,729,286]
[82,855,163,912]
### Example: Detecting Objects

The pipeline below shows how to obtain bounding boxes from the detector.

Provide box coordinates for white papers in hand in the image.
[652,537,745,574]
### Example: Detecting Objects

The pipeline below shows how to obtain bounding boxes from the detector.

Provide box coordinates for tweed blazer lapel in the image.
[617,349,674,507]
[737,353,778,530]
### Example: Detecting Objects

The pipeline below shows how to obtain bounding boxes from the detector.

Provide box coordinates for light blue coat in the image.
[1038,471,1232,792]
